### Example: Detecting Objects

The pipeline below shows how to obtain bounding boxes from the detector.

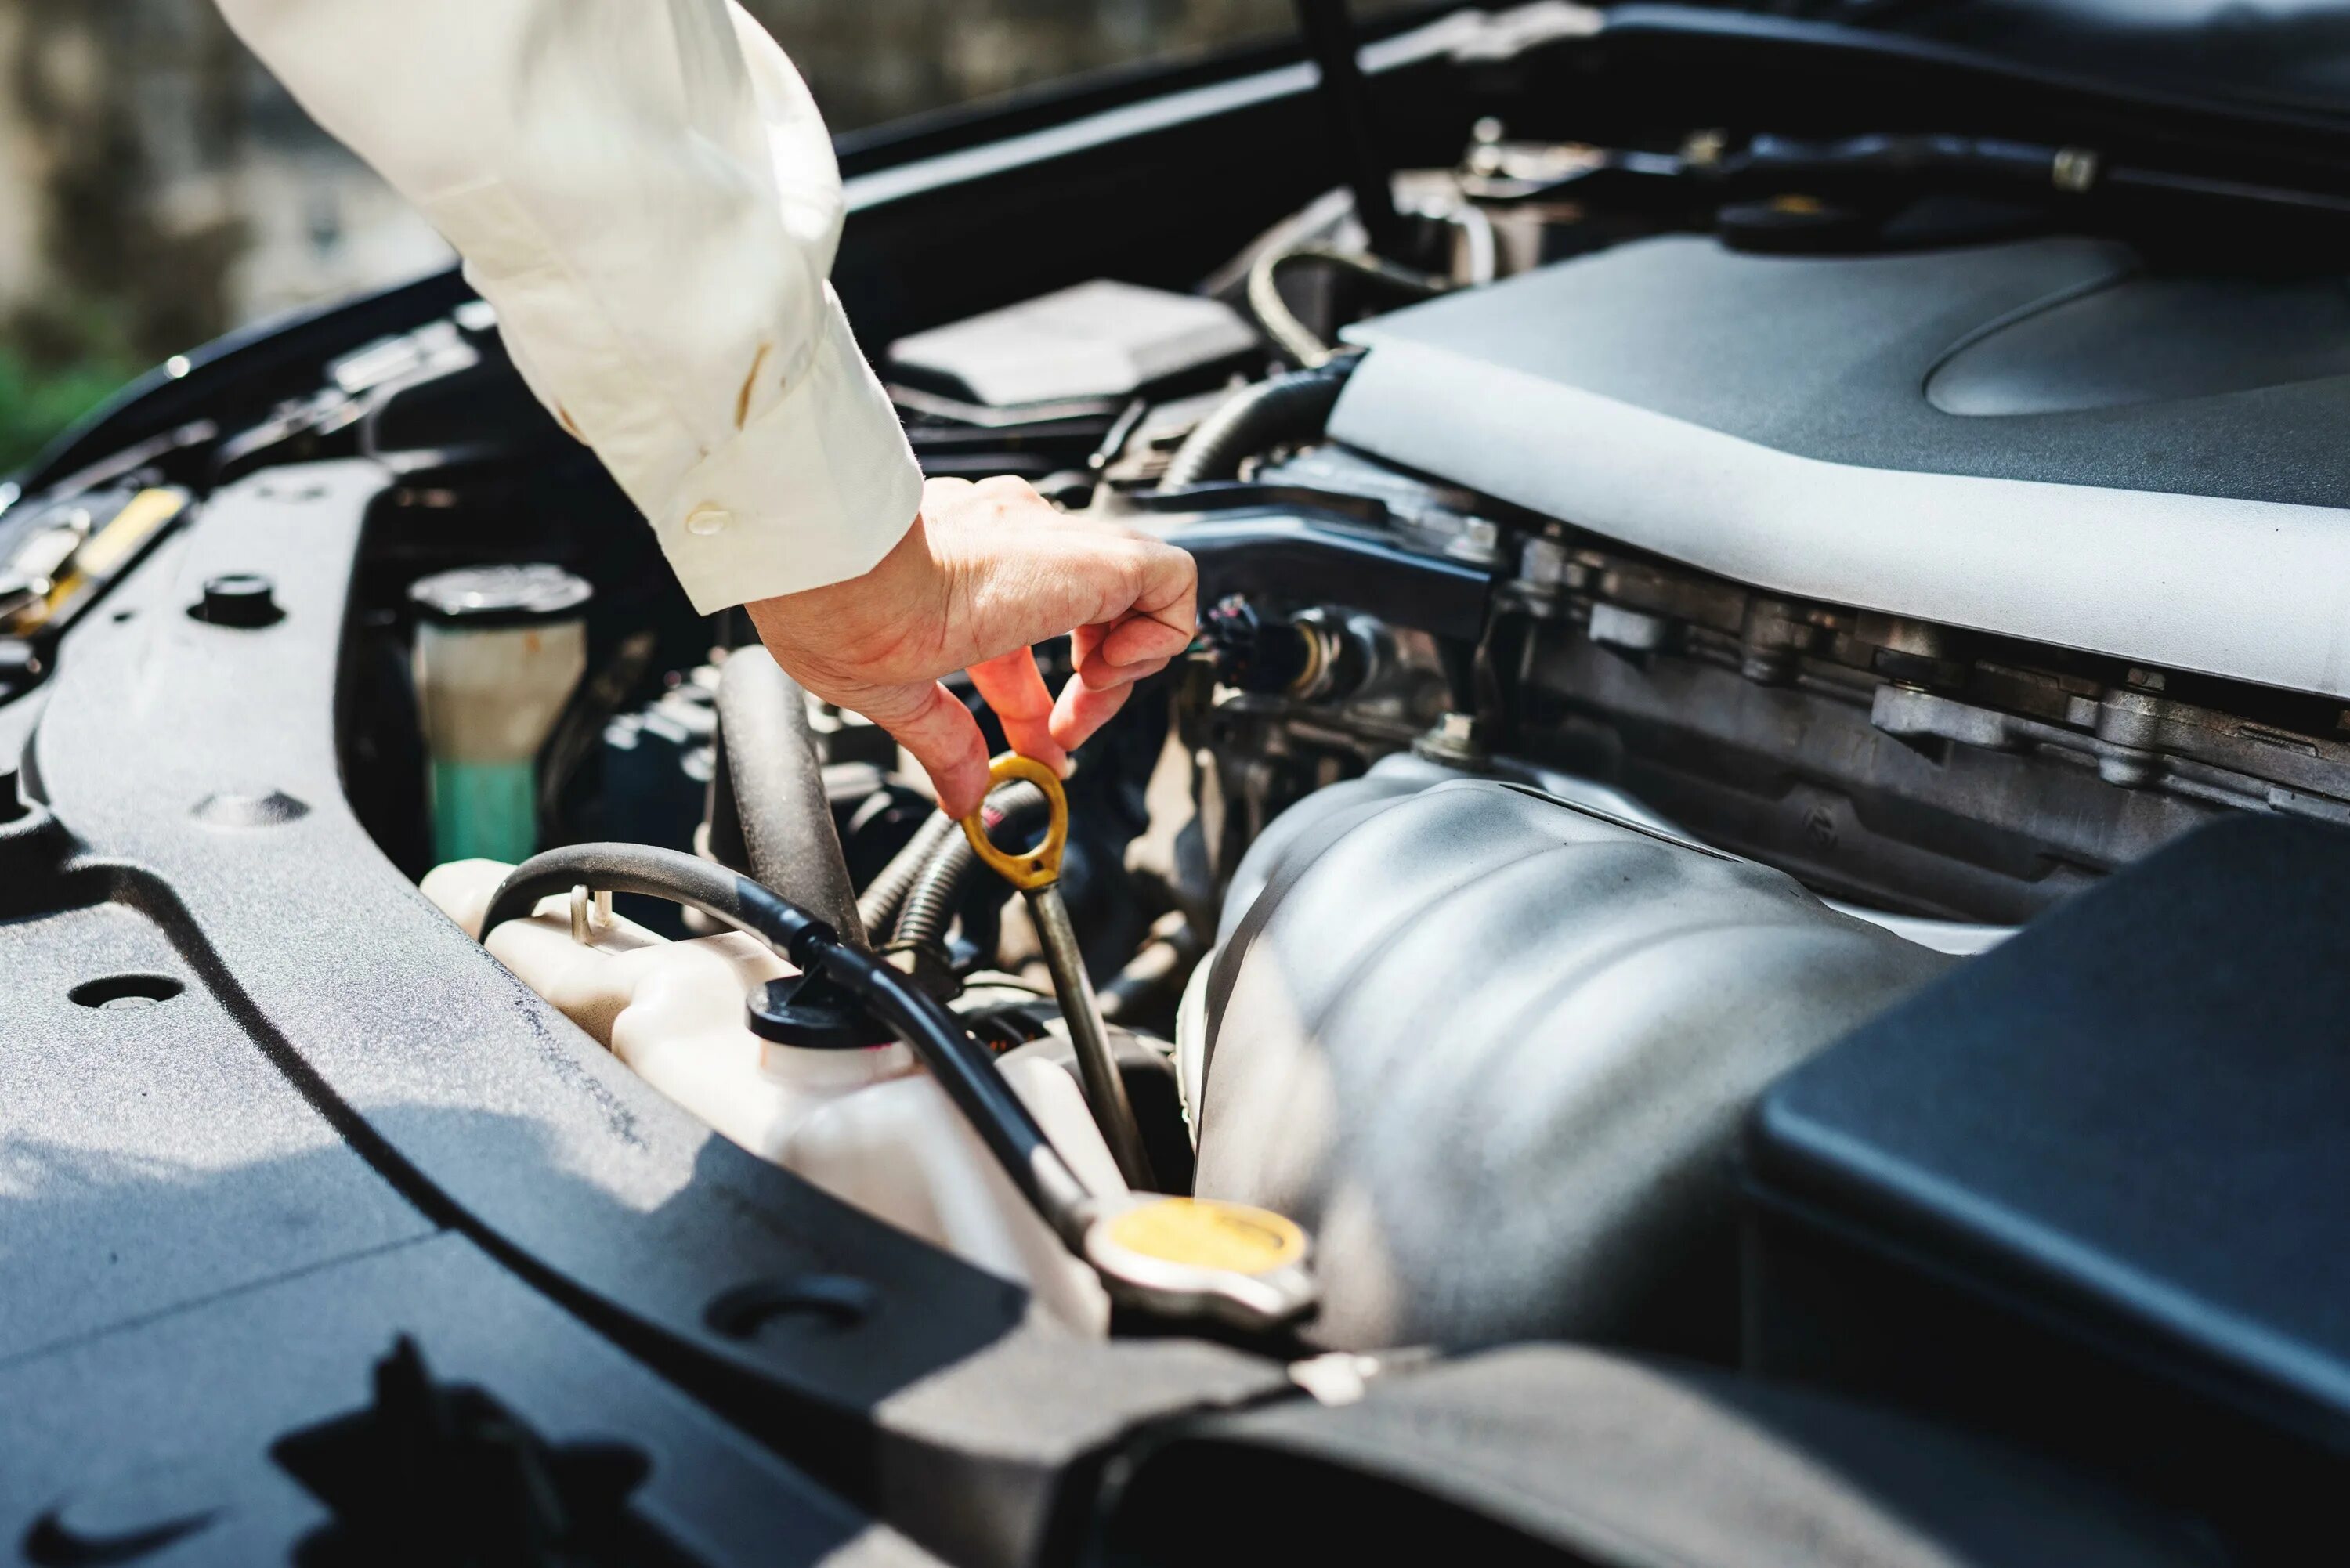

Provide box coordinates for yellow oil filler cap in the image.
[1082,1195,1318,1332]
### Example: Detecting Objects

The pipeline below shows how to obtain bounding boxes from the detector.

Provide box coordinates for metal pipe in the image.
[1294,0,1405,258]
[1028,880,1156,1190]
[955,753,1158,1192]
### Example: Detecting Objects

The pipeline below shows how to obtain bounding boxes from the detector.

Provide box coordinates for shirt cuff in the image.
[652,284,924,616]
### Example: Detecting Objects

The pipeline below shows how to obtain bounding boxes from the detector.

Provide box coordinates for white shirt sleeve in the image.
[214,0,924,614]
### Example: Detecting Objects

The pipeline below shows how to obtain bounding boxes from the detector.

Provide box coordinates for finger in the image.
[1096,609,1195,669]
[967,645,1070,772]
[1076,653,1173,692]
[1067,617,1166,674]
[928,517,1200,668]
[1072,609,1188,686]
[1050,672,1137,752]
[1124,537,1198,634]
[862,680,992,818]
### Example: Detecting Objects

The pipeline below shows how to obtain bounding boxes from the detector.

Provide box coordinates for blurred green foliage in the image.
[0,298,143,477]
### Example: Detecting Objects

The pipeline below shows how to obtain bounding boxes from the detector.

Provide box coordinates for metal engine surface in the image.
[1192,775,1954,1350]
[1331,236,2350,699]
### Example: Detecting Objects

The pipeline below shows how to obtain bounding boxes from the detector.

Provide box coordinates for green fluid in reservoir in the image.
[431,760,540,864]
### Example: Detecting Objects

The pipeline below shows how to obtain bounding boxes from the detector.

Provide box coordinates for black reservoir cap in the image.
[194,572,284,627]
[747,974,895,1051]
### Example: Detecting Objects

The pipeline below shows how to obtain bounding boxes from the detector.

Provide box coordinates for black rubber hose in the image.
[480,843,1096,1243]
[855,810,960,938]
[1159,358,1357,491]
[893,782,1050,955]
[711,646,868,948]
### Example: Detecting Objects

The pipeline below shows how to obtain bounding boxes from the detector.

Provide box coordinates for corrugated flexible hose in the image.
[1158,357,1358,491]
[893,782,1050,956]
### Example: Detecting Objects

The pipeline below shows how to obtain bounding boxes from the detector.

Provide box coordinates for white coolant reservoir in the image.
[421,859,1121,1332]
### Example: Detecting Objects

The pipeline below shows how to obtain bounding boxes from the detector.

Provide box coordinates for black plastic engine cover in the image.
[1096,1346,2222,1568]
[1744,814,2350,1560]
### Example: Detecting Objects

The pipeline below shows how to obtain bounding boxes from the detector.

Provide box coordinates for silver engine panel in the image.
[1191,768,1953,1350]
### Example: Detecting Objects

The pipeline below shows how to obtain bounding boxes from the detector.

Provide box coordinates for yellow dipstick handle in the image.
[959,752,1069,892]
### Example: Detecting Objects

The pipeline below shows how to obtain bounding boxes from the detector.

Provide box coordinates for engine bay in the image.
[12,5,2350,1563]
[351,126,2350,1544]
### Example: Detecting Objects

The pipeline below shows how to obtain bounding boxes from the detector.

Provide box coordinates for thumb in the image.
[860,679,992,818]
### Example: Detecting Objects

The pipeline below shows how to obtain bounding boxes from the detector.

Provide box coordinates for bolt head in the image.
[1413,710,1490,767]
[1444,516,1505,565]
[1520,537,1570,589]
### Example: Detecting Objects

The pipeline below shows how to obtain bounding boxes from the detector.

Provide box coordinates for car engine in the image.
[11,6,2350,1562]
[340,159,2350,1359]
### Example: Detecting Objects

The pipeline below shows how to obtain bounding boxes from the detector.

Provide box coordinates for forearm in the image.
[215,0,921,611]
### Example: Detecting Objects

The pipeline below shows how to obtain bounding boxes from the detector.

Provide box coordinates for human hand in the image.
[745,476,1198,818]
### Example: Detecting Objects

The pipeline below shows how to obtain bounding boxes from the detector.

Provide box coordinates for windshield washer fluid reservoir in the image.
[424,858,1122,1333]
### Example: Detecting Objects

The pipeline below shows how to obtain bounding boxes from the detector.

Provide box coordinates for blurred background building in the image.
[0,0,1323,471]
